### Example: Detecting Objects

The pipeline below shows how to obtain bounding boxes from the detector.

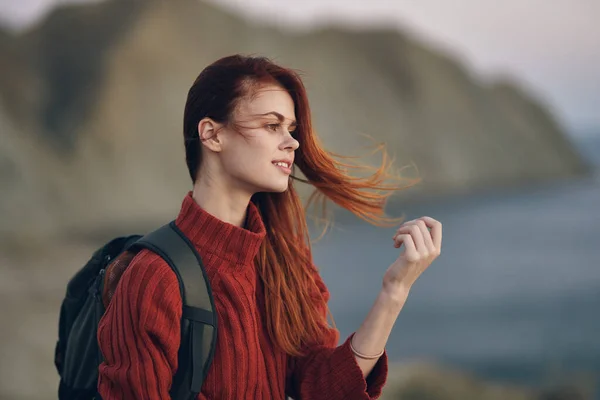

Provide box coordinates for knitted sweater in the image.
[97,191,388,399]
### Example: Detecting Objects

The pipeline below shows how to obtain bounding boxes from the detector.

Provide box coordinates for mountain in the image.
[0,0,589,238]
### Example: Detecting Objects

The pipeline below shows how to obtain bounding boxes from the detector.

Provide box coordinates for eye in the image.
[266,123,280,132]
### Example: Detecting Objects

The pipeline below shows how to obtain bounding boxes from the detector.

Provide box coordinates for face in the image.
[199,83,300,196]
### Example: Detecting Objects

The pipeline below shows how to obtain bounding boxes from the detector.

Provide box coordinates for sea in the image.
[311,134,600,392]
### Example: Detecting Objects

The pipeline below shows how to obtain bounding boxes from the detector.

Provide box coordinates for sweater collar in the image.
[175,191,266,266]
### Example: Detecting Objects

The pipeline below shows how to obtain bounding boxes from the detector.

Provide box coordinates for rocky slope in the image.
[0,0,588,238]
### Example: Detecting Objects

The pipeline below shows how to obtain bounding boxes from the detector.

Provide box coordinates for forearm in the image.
[351,285,409,377]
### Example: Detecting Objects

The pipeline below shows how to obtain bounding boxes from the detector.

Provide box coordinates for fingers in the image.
[414,219,435,253]
[394,223,427,254]
[394,217,442,258]
[392,234,418,261]
[419,216,442,252]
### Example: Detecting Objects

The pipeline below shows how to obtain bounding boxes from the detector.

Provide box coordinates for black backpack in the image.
[54,221,218,400]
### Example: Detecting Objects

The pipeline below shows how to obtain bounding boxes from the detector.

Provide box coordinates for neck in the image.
[192,176,252,228]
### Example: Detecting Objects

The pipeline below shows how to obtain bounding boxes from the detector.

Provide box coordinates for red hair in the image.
[183,55,420,356]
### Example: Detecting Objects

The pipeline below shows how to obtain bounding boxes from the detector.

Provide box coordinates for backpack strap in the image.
[129,221,217,400]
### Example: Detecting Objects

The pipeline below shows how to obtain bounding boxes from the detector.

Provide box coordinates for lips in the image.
[272,160,292,168]
[272,159,293,174]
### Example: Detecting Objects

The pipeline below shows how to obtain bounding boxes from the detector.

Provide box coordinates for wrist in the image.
[378,283,410,310]
[383,273,411,293]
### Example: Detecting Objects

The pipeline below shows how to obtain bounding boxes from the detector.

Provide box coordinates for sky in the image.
[0,0,598,136]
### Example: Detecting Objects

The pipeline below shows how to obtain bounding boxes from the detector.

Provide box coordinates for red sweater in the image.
[97,192,388,399]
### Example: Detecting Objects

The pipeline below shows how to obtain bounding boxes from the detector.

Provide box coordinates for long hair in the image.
[183,55,420,356]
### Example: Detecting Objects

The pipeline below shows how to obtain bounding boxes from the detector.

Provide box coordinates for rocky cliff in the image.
[0,0,588,238]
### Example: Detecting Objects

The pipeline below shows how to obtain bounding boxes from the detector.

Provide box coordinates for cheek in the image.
[223,143,269,177]
[220,134,285,185]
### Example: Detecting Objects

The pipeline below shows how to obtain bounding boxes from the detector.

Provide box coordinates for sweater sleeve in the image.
[285,267,388,400]
[97,250,183,399]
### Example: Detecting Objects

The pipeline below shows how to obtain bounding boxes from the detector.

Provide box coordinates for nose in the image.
[281,134,299,152]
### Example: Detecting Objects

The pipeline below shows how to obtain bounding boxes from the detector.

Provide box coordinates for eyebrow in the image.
[257,112,297,126]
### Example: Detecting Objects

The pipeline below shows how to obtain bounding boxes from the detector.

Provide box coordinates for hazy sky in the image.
[1,0,598,135]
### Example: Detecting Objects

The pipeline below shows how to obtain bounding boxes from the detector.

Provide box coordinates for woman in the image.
[97,54,442,400]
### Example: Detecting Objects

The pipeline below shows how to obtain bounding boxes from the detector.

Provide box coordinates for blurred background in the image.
[0,0,599,399]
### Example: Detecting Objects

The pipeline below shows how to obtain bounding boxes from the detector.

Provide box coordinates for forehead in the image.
[236,83,296,119]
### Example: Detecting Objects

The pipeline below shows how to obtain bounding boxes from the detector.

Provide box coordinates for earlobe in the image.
[198,118,223,153]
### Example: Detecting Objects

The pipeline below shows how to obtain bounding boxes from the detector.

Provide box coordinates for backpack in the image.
[54,221,218,400]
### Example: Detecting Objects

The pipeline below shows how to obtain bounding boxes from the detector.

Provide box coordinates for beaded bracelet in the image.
[349,339,385,360]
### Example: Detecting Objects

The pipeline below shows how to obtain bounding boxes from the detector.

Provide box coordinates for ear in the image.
[198,118,224,153]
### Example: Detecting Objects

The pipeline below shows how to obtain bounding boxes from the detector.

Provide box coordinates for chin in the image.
[269,185,290,193]
[260,181,290,194]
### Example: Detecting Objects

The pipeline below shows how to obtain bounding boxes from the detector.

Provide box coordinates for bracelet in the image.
[349,338,384,360]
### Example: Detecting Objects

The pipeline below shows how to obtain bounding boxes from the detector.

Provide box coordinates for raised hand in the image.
[383,217,442,295]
